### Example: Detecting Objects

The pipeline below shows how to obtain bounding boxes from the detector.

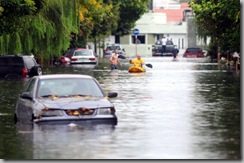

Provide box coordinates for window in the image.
[132,35,145,44]
[26,78,37,97]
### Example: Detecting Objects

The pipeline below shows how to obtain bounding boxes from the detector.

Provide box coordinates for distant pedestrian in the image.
[161,37,167,54]
[136,38,141,44]
[233,51,240,70]
[172,45,179,60]
[226,49,231,66]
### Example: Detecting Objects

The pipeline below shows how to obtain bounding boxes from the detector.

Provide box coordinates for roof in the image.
[153,2,192,22]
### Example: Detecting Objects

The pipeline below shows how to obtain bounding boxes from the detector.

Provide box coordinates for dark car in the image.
[152,40,174,56]
[14,74,118,125]
[183,47,205,58]
[104,44,126,58]
[0,55,42,78]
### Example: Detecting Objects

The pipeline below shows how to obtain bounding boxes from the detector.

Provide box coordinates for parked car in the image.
[53,56,71,66]
[0,55,42,78]
[183,47,205,58]
[152,40,174,56]
[14,74,118,125]
[70,49,98,64]
[63,48,85,59]
[104,44,126,58]
[54,48,86,65]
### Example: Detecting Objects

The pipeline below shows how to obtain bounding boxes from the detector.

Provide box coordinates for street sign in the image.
[133,28,140,35]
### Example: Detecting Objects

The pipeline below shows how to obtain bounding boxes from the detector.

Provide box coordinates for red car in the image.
[63,48,86,59]
[183,47,205,58]
[55,48,85,65]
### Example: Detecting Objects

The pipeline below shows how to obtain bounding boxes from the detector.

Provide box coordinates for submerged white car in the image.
[14,74,118,125]
[71,49,98,64]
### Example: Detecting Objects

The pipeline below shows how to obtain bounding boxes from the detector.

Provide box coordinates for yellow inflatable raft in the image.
[128,66,146,73]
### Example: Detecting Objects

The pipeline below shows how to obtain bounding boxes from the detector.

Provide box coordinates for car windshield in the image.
[107,46,121,51]
[73,50,92,56]
[36,78,104,98]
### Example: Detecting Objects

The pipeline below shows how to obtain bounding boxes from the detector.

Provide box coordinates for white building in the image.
[100,1,208,57]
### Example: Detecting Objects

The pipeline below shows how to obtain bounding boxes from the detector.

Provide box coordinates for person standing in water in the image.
[109,49,122,70]
[172,45,179,60]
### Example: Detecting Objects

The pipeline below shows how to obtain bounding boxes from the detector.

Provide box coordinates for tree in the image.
[112,0,151,36]
[189,0,240,54]
[0,0,80,65]
[0,0,45,35]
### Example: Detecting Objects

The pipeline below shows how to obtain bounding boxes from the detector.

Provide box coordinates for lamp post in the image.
[133,28,140,56]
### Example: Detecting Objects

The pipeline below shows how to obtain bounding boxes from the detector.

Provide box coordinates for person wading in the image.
[109,49,122,70]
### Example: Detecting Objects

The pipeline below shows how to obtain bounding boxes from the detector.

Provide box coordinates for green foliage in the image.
[189,0,240,53]
[0,0,45,35]
[0,0,79,63]
[0,0,150,63]
[113,0,151,36]
[8,32,22,54]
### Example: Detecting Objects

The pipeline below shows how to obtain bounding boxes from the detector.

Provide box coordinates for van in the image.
[0,55,42,78]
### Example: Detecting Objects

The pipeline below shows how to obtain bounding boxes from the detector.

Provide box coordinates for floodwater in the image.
[0,56,241,159]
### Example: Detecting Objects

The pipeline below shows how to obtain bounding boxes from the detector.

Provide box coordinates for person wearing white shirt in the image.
[161,37,167,54]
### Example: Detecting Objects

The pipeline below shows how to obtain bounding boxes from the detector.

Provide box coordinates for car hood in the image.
[38,97,113,109]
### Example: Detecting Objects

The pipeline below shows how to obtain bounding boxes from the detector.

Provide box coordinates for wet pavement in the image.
[0,56,241,159]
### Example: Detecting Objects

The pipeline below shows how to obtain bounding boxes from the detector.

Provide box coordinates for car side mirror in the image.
[107,92,118,98]
[21,92,32,100]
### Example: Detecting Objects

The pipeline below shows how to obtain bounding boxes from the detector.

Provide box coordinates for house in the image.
[101,1,205,57]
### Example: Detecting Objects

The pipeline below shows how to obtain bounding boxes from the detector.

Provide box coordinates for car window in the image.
[11,57,24,69]
[25,78,37,97]
[107,46,121,51]
[155,40,162,45]
[74,50,92,56]
[65,49,75,55]
[0,57,9,67]
[23,57,36,69]
[166,41,173,45]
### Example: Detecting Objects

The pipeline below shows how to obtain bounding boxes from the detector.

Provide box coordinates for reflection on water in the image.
[0,57,240,159]
[17,123,116,159]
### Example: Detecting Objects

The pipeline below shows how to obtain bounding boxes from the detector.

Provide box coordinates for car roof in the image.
[0,55,33,58]
[36,74,94,80]
[107,44,120,46]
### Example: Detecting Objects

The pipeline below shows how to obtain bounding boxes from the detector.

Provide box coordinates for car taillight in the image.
[21,68,28,77]
[89,58,95,61]
[71,58,78,61]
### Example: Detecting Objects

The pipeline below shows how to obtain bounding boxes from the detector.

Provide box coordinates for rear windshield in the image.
[0,57,24,67]
[73,50,92,56]
[23,57,36,69]
[155,40,174,45]
[106,46,121,50]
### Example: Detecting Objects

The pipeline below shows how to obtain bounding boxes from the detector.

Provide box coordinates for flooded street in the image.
[0,56,240,159]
